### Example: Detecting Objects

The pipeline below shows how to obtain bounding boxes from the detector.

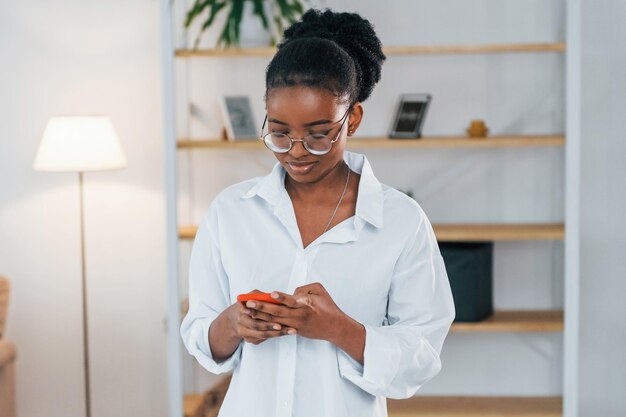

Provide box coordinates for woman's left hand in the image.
[243,282,346,342]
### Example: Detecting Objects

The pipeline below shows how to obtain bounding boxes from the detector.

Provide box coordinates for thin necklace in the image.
[323,163,351,234]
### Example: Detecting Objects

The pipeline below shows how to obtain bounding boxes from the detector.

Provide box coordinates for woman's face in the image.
[265,86,361,185]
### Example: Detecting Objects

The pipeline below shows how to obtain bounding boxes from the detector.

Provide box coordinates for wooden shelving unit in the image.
[163,4,579,416]
[178,223,564,241]
[175,42,566,58]
[387,396,562,417]
[177,135,565,150]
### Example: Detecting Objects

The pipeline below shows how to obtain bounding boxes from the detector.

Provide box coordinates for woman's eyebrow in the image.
[268,117,333,127]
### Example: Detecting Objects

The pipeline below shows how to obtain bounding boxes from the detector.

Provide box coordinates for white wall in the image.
[175,0,568,396]
[0,2,169,417]
[579,0,626,415]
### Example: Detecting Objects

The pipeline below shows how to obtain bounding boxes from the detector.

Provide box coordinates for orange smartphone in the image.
[237,291,283,305]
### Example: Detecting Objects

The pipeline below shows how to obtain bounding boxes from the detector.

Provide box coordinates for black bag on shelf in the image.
[438,241,493,322]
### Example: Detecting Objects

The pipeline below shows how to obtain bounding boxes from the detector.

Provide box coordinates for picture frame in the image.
[219,95,258,140]
[389,93,432,138]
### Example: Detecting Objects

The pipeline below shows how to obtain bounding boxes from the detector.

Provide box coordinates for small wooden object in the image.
[466,119,489,138]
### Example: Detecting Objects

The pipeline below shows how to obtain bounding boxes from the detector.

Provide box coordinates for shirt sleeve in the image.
[179,202,243,375]
[337,208,456,399]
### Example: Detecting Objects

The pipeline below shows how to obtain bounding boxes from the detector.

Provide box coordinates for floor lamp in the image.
[33,116,127,417]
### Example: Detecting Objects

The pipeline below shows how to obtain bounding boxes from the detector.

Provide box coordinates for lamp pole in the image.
[79,171,91,417]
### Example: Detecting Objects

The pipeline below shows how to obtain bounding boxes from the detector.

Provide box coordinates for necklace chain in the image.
[323,163,351,235]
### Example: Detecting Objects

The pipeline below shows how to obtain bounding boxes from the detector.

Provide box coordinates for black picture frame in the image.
[389,93,432,138]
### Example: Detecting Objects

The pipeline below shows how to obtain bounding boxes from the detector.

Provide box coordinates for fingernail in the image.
[273,324,281,330]
[271,292,279,299]
[243,309,250,314]
[288,329,296,335]
[246,301,256,308]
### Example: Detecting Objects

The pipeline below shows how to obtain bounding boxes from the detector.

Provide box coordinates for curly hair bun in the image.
[268,8,386,103]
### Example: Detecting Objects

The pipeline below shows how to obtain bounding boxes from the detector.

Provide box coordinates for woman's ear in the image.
[347,102,364,136]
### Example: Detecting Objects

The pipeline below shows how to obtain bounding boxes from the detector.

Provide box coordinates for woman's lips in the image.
[287,161,317,175]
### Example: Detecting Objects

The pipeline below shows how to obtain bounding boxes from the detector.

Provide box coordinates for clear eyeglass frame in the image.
[259,105,352,156]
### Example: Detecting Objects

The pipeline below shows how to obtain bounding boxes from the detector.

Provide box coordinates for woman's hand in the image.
[229,289,297,345]
[244,283,347,343]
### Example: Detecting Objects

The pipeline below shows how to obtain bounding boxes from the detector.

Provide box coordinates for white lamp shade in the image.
[33,116,127,172]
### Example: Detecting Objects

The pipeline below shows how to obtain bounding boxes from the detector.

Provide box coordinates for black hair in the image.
[264,8,386,107]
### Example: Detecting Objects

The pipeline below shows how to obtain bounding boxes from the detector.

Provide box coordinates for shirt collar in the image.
[241,150,384,229]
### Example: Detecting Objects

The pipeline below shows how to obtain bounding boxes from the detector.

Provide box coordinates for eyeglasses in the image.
[259,106,352,155]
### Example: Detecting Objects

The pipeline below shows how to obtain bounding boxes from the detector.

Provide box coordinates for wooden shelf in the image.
[178,223,564,241]
[434,224,565,241]
[387,396,562,417]
[450,310,563,333]
[178,138,261,149]
[184,394,561,417]
[175,42,566,58]
[177,135,565,150]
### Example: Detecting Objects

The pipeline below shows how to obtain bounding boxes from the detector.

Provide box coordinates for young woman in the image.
[181,8,455,417]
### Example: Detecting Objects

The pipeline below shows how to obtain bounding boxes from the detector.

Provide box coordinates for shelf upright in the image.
[161,0,183,416]
[563,0,582,416]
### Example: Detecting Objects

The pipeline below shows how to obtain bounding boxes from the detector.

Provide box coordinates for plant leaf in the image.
[274,0,292,21]
[252,0,269,29]
[218,1,235,47]
[184,0,213,28]
[292,0,305,15]
[201,1,227,32]
[273,14,284,41]
[230,0,245,45]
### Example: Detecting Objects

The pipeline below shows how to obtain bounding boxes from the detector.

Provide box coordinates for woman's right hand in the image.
[228,289,296,345]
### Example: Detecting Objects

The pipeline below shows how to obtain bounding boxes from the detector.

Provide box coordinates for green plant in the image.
[184,0,307,48]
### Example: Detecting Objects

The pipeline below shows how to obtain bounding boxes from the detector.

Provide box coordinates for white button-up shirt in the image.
[180,150,455,417]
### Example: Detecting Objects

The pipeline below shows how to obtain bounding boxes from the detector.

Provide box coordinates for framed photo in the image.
[389,93,432,138]
[220,96,258,140]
